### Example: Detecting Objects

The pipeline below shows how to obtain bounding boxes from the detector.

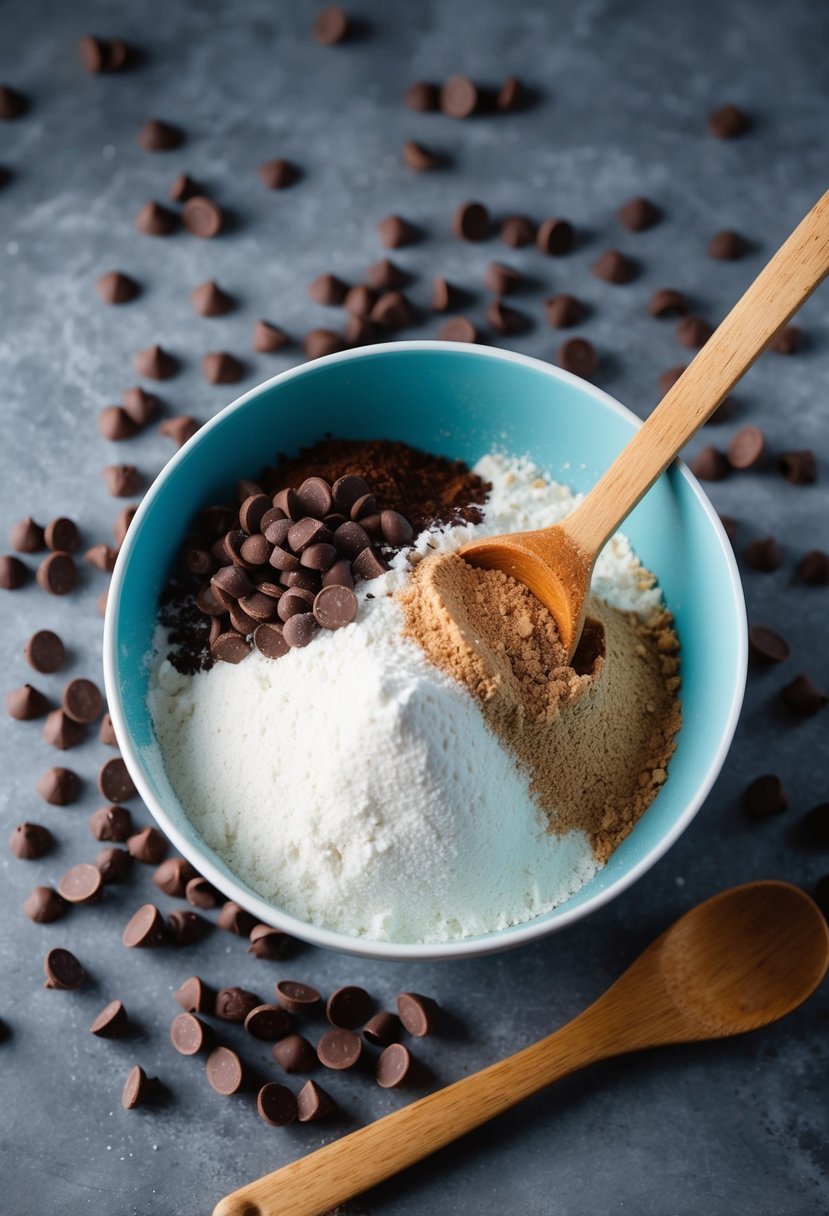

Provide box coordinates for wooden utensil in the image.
[460,190,829,659]
[214,880,829,1216]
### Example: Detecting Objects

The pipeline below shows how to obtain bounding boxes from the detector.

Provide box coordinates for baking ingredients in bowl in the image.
[148,441,681,943]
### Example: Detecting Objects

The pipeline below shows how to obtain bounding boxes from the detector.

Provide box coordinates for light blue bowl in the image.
[104,342,747,961]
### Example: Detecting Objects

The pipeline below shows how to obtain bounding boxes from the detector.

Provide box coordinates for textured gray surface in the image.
[1,1,827,1213]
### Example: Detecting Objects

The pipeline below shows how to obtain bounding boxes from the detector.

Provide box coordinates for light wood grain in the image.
[461,189,829,656]
[213,882,828,1216]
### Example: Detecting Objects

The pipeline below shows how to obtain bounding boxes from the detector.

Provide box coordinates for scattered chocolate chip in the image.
[617,197,661,231]
[113,506,138,546]
[127,827,168,865]
[167,909,210,945]
[123,903,166,948]
[727,426,765,470]
[500,215,536,247]
[770,325,802,355]
[96,271,140,305]
[303,329,345,359]
[326,986,372,1029]
[803,803,829,847]
[191,280,234,317]
[98,757,136,802]
[318,1028,361,1070]
[253,622,289,659]
[206,1046,244,1095]
[122,1065,159,1109]
[6,683,50,720]
[797,550,829,586]
[255,1082,297,1127]
[708,104,750,139]
[297,1079,337,1122]
[62,678,104,724]
[365,258,406,290]
[58,863,102,905]
[85,544,119,571]
[344,285,377,318]
[135,342,177,379]
[536,217,574,256]
[440,75,479,118]
[10,516,44,552]
[248,924,293,960]
[217,988,263,1027]
[649,289,689,318]
[0,86,27,120]
[676,315,713,349]
[543,294,585,329]
[405,81,439,112]
[363,1010,402,1047]
[134,200,178,236]
[253,320,288,354]
[370,290,415,329]
[44,947,85,989]
[397,992,439,1036]
[658,365,686,394]
[245,1004,291,1041]
[312,584,357,631]
[169,172,200,202]
[90,1000,128,1039]
[24,886,67,923]
[160,415,201,448]
[437,317,478,343]
[591,249,637,284]
[103,464,142,499]
[77,35,108,73]
[283,612,317,648]
[34,516,74,552]
[171,1012,210,1055]
[0,555,26,589]
[25,629,65,673]
[43,709,85,750]
[258,159,300,190]
[98,406,138,440]
[557,337,597,379]
[273,1034,317,1074]
[748,625,790,664]
[719,514,738,542]
[37,766,80,805]
[275,980,321,1014]
[89,804,133,842]
[377,214,419,248]
[99,714,118,745]
[122,386,159,426]
[96,846,132,884]
[202,351,244,385]
[403,139,441,171]
[9,822,52,860]
[313,4,349,44]
[708,229,748,260]
[137,118,182,151]
[153,856,198,897]
[780,673,828,716]
[431,277,460,313]
[183,195,224,238]
[744,535,784,573]
[778,450,817,485]
[308,273,349,306]
[496,75,524,112]
[175,976,216,1013]
[36,551,77,595]
[453,201,490,242]
[689,445,729,481]
[487,299,527,334]
[217,900,258,936]
[742,774,788,820]
[186,875,223,908]
[376,1042,412,1088]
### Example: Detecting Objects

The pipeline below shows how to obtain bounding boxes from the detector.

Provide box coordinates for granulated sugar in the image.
[148,452,680,943]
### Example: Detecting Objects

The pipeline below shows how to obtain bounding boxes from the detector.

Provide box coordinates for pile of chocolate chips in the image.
[161,438,489,673]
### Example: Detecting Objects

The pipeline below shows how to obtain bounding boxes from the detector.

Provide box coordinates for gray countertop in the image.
[1,1,827,1213]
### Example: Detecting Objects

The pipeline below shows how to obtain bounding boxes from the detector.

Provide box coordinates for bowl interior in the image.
[107,344,746,958]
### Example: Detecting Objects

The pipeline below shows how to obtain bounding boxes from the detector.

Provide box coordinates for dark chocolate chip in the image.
[113,506,138,546]
[397,991,439,1036]
[283,612,317,648]
[557,337,597,379]
[658,365,687,394]
[44,947,85,989]
[175,976,216,1014]
[591,249,637,284]
[617,196,661,231]
[58,863,102,905]
[770,325,802,355]
[211,632,252,663]
[313,585,357,630]
[542,294,582,330]
[202,351,243,384]
[308,273,349,306]
[9,517,44,553]
[7,683,50,720]
[37,552,77,595]
[403,140,442,171]
[296,1079,337,1122]
[217,900,258,936]
[742,774,788,820]
[797,550,829,586]
[206,1046,244,1095]
[98,404,138,440]
[536,217,574,256]
[317,1028,361,1070]
[440,75,479,118]
[275,980,321,1013]
[727,426,765,470]
[62,678,103,724]
[127,827,168,865]
[186,875,223,908]
[135,343,177,379]
[43,709,85,750]
[9,822,52,860]
[273,1034,317,1074]
[134,200,178,236]
[78,36,108,73]
[98,755,135,802]
[137,118,183,151]
[719,514,738,543]
[169,172,200,202]
[437,317,478,343]
[171,1012,211,1055]
[376,1042,412,1089]
[85,544,119,571]
[780,673,828,716]
[89,804,133,842]
[313,4,349,43]
[0,86,27,120]
[326,986,373,1029]
[24,886,67,923]
[689,446,729,481]
[452,201,490,242]
[153,856,198,897]
[123,903,167,947]
[167,909,210,945]
[346,316,380,349]
[744,536,784,572]
[352,547,389,580]
[257,1082,297,1127]
[676,315,713,349]
[708,104,751,139]
[365,258,407,289]
[748,625,790,664]
[216,987,261,1023]
[303,329,345,359]
[501,215,536,247]
[122,386,160,425]
[183,196,223,238]
[404,81,439,112]
[377,215,419,248]
[248,924,293,960]
[96,271,140,305]
[191,280,234,316]
[122,1065,159,1109]
[487,300,527,334]
[0,555,26,589]
[245,1004,291,1041]
[778,450,817,485]
[649,289,689,318]
[160,415,201,448]
[496,75,524,112]
[90,1000,128,1039]
[803,804,829,847]
[96,847,132,883]
[253,320,289,352]
[708,230,748,260]
[363,1010,402,1047]
[258,159,300,190]
[253,622,290,659]
[37,766,80,805]
[370,290,415,330]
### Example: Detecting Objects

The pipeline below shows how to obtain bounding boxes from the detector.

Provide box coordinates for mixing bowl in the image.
[104,342,747,961]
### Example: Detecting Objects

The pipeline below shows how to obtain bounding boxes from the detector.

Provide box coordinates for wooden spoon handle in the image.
[562,188,829,558]
[213,1015,611,1216]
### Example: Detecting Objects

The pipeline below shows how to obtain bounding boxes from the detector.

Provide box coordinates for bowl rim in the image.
[104,340,748,961]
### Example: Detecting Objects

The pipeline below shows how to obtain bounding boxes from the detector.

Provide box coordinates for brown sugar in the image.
[399,553,682,862]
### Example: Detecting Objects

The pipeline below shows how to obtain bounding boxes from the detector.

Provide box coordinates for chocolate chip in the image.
[452,201,490,242]
[591,249,637,284]
[0,86,27,120]
[24,886,67,923]
[9,517,44,553]
[273,1033,317,1074]
[727,426,765,470]
[365,258,406,289]
[325,986,372,1029]
[308,273,349,306]
[487,300,526,334]
[202,351,243,384]
[377,215,419,248]
[96,847,132,884]
[253,622,289,659]
[160,415,201,447]
[113,506,138,546]
[153,856,198,897]
[98,406,137,441]
[344,285,378,318]
[169,172,200,202]
[134,200,178,236]
[617,197,661,231]
[90,1000,128,1039]
[255,1082,297,1128]
[797,550,829,586]
[9,822,52,860]
[318,1028,361,1070]
[191,280,234,316]
[122,1065,159,1109]
[137,118,183,151]
[676,315,713,349]
[6,683,50,720]
[44,947,85,989]
[536,218,574,256]
[649,289,689,318]
[689,446,729,481]
[0,555,26,589]
[742,774,788,820]
[803,803,829,847]
[496,75,524,112]
[440,75,479,118]
[58,863,102,905]
[396,992,438,1036]
[171,1012,211,1055]
[322,559,355,590]
[127,827,168,865]
[96,271,140,305]
[370,290,415,330]
[185,875,222,908]
[744,536,783,572]
[297,1079,337,1122]
[77,35,108,73]
[206,1046,244,1095]
[501,215,536,247]
[175,976,216,1013]
[363,1010,402,1047]
[89,804,132,843]
[780,673,828,716]
[437,317,478,343]
[311,585,356,631]
[43,709,85,750]
[183,195,224,238]
[404,81,439,112]
[214,987,261,1024]
[708,230,748,260]
[376,1043,412,1089]
[98,757,136,802]
[708,104,750,139]
[778,450,817,485]
[37,766,80,805]
[770,325,802,355]
[258,159,300,190]
[380,510,414,546]
[658,365,686,394]
[37,552,78,595]
[248,924,293,960]
[275,980,321,1013]
[303,329,345,359]
[245,1004,291,1041]
[557,337,597,379]
[135,342,177,379]
[431,277,461,313]
[85,544,119,572]
[167,909,210,945]
[541,294,584,330]
[253,320,288,352]
[123,904,167,949]
[313,5,349,43]
[217,900,257,936]
[283,612,317,648]
[61,678,103,725]
[403,139,441,171]
[748,626,790,664]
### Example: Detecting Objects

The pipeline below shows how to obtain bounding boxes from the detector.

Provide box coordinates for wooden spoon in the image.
[214,880,828,1216]
[460,190,829,659]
